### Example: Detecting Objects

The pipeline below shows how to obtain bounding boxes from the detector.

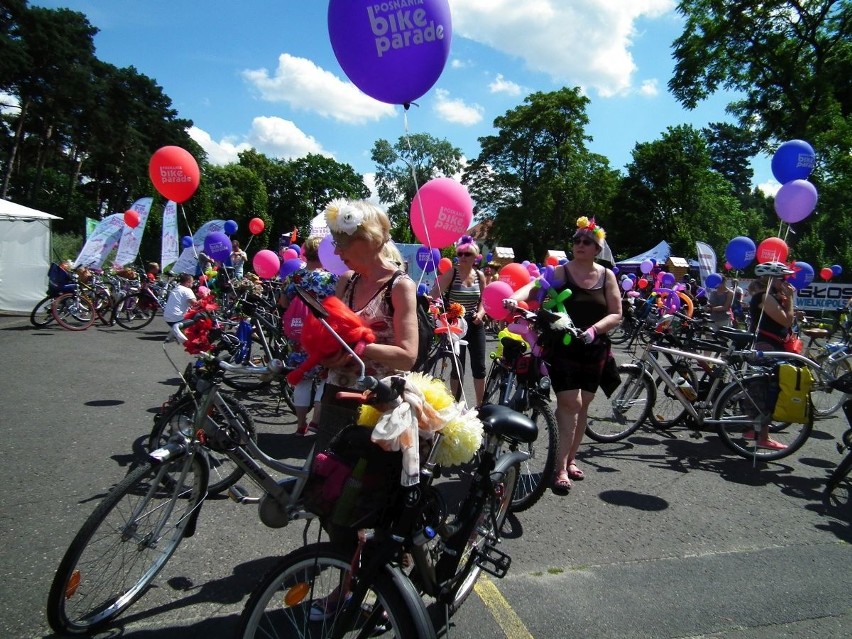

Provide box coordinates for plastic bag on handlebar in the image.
[302,424,403,529]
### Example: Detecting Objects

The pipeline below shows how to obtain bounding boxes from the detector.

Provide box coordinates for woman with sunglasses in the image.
[429,235,487,405]
[508,217,621,493]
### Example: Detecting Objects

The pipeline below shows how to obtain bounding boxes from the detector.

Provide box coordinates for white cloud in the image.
[638,79,659,97]
[451,58,473,69]
[0,91,19,114]
[433,89,485,126]
[489,74,523,96]
[758,179,782,197]
[449,0,675,97]
[188,126,251,166]
[189,117,329,166]
[242,54,396,125]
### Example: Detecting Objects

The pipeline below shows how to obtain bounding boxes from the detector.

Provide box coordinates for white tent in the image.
[0,199,62,313]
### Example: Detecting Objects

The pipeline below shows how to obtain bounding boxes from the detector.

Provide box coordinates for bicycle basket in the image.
[303,425,403,529]
[47,262,73,295]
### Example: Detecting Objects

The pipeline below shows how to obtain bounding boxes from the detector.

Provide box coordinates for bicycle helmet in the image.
[754,261,795,277]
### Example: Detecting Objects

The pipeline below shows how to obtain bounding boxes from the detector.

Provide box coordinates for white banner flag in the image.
[170,219,226,274]
[74,213,125,268]
[114,197,154,267]
[695,241,717,285]
[161,200,179,268]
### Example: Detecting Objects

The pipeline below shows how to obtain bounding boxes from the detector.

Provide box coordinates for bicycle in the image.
[237,388,535,639]
[481,306,560,512]
[110,279,165,329]
[421,305,467,401]
[30,262,76,327]
[585,314,821,461]
[823,372,852,505]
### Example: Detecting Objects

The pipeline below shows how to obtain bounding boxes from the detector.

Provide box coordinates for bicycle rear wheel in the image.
[824,448,852,506]
[112,293,157,329]
[509,396,557,512]
[46,454,206,635]
[148,393,254,495]
[52,293,95,331]
[585,364,654,442]
[30,295,56,327]
[811,354,852,418]
[714,374,813,461]
[238,543,435,639]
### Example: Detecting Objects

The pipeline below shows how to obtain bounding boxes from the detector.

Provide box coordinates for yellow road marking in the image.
[474,576,534,639]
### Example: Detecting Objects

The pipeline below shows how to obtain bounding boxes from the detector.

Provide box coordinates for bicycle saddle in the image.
[716,327,754,349]
[477,404,538,444]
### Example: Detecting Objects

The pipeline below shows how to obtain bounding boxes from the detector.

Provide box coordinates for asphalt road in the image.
[0,313,850,639]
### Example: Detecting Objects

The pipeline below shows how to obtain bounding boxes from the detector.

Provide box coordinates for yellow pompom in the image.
[576,216,590,229]
[357,404,381,427]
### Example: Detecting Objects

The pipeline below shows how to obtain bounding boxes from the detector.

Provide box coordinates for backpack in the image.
[383,271,433,373]
[282,295,310,344]
[772,363,813,424]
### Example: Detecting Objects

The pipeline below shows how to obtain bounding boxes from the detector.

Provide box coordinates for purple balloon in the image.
[279,258,304,280]
[774,179,818,223]
[771,139,815,184]
[204,231,232,262]
[317,234,349,276]
[831,264,842,277]
[328,0,452,105]
[640,259,654,274]
[415,245,437,272]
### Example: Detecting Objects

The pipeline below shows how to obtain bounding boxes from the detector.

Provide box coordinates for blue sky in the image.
[30,0,779,198]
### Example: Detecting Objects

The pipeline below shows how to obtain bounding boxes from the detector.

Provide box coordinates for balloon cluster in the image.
[772,140,818,224]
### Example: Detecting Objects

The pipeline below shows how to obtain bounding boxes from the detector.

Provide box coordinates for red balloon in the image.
[498,263,532,291]
[756,237,789,264]
[545,255,558,267]
[438,257,453,274]
[249,217,265,235]
[638,278,648,289]
[123,209,140,228]
[820,267,833,281]
[148,146,200,203]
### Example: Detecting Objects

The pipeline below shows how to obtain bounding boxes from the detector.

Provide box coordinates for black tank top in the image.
[562,266,608,330]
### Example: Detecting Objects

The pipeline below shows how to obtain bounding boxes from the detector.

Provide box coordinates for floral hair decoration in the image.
[575,216,606,244]
[325,198,365,235]
[456,234,478,253]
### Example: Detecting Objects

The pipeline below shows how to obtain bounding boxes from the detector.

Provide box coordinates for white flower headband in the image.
[325,198,365,236]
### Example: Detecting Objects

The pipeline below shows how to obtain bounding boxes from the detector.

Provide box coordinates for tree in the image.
[609,125,762,260]
[463,88,619,260]
[669,0,852,268]
[371,133,464,242]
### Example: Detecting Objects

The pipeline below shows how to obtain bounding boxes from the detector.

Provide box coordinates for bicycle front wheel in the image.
[238,543,435,639]
[148,393,254,495]
[824,450,852,506]
[811,354,852,418]
[46,455,206,635]
[424,349,463,401]
[585,364,654,442]
[30,295,56,327]
[714,374,813,461]
[113,293,158,329]
[509,396,558,512]
[52,293,95,331]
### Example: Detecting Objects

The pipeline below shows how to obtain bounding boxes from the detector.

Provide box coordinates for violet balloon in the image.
[279,258,304,280]
[774,179,818,223]
[327,0,452,105]
[317,234,349,276]
[204,231,232,262]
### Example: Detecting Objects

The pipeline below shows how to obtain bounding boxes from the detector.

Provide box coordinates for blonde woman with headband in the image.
[317,199,419,448]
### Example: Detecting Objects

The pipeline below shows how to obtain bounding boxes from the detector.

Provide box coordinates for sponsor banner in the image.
[794,282,852,311]
[695,241,717,286]
[171,219,226,274]
[161,201,179,268]
[74,213,124,268]
[114,197,153,266]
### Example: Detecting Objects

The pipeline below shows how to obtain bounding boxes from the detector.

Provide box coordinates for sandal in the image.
[567,461,584,481]
[552,470,572,493]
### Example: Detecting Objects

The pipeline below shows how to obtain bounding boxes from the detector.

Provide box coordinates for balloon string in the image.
[179,204,199,259]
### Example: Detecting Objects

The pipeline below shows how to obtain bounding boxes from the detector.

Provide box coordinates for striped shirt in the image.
[447,268,482,314]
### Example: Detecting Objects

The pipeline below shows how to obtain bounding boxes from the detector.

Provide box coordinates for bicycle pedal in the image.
[228,484,260,504]
[474,543,511,579]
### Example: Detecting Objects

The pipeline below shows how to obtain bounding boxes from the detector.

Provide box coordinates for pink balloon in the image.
[252,249,280,279]
[482,281,514,321]
[317,234,349,276]
[282,248,299,261]
[774,179,818,223]
[410,177,473,249]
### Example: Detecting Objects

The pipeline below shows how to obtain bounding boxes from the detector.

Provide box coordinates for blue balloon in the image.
[771,139,815,184]
[224,219,238,235]
[278,257,303,280]
[417,283,429,296]
[289,243,301,252]
[705,273,723,289]
[181,235,193,249]
[725,236,756,270]
[788,261,815,291]
[486,252,493,262]
[831,264,842,277]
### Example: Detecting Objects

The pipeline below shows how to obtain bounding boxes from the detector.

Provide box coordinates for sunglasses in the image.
[456,252,474,257]
[573,237,595,247]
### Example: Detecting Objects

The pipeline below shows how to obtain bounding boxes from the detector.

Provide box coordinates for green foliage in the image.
[50,231,83,263]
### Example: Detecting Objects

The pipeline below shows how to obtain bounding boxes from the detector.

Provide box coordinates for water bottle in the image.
[673,374,697,402]
[331,458,368,527]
